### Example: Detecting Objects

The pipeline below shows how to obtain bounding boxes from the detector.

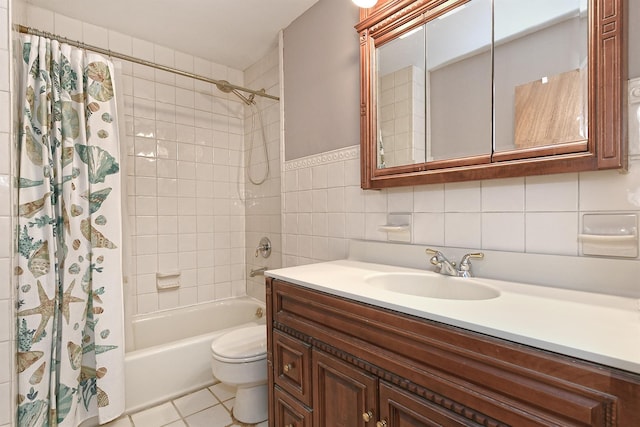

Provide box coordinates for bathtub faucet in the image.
[250,267,267,277]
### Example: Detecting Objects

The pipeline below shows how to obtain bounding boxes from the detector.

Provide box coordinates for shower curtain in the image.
[16,35,125,426]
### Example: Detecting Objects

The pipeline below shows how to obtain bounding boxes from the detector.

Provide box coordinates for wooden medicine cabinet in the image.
[356,0,627,189]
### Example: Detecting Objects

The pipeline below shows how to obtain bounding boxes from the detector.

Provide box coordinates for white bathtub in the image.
[124,296,266,413]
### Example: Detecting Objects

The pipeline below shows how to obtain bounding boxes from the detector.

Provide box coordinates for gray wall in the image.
[283,0,640,160]
[283,0,360,160]
[430,51,492,159]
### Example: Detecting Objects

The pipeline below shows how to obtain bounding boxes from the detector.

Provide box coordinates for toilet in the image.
[210,324,268,424]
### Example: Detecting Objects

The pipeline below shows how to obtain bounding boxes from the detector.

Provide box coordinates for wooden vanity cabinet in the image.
[266,278,640,427]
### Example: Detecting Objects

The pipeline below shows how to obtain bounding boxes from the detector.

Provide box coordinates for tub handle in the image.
[255,237,272,258]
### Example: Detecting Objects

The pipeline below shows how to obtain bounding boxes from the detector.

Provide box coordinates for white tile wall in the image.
[378,66,425,166]
[244,46,282,301]
[282,146,640,268]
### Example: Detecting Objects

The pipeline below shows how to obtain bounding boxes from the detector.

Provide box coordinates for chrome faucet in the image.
[457,252,484,278]
[425,249,458,276]
[425,249,484,277]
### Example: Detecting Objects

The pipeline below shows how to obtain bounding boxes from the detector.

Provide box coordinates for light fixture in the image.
[352,0,378,8]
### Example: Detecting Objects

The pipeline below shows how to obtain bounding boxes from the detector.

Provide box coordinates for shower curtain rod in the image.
[15,24,280,103]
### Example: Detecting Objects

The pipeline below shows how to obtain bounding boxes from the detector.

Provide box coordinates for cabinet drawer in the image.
[379,380,485,427]
[274,330,313,406]
[274,386,313,427]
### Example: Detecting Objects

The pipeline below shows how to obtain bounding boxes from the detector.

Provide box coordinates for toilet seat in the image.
[211,324,266,363]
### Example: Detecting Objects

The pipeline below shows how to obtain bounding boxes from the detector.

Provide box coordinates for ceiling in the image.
[25,0,321,71]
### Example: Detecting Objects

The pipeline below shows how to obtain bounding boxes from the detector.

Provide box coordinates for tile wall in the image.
[243,46,282,301]
[282,147,359,267]
[379,65,426,166]
[19,5,250,316]
[282,146,640,273]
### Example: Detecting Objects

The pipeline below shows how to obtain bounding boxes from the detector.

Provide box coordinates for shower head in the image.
[216,80,256,106]
[215,80,234,94]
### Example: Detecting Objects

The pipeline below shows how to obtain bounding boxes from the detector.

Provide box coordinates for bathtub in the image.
[124,296,266,413]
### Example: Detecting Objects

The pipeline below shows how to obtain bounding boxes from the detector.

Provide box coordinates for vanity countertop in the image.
[266,259,640,374]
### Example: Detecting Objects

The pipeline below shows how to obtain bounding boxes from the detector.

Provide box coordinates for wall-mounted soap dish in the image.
[379,213,411,243]
[579,214,638,258]
[156,271,181,290]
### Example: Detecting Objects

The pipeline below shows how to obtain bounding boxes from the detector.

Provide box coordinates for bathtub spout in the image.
[250,267,267,277]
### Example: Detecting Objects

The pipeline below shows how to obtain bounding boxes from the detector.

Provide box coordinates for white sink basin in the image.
[364,272,500,301]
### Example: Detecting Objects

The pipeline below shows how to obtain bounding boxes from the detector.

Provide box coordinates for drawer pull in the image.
[376,421,388,427]
[285,424,294,427]
[362,411,374,422]
[283,363,293,372]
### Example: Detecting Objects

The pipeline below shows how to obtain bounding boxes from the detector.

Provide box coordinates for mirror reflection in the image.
[375,0,589,169]
[427,0,492,161]
[494,0,588,153]
[377,25,426,168]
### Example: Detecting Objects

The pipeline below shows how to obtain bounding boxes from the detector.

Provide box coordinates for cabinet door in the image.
[274,386,313,427]
[312,350,378,427]
[379,381,485,427]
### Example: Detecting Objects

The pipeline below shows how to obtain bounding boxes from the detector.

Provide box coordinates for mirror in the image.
[356,0,626,189]
[493,0,589,156]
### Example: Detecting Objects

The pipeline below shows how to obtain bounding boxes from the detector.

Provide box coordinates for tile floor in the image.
[104,382,268,427]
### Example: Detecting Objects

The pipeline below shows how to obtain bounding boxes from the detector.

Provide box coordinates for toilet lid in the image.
[211,325,266,362]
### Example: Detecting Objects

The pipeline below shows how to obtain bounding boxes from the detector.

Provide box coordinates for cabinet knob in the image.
[285,424,294,427]
[376,421,388,427]
[283,363,293,372]
[362,411,374,422]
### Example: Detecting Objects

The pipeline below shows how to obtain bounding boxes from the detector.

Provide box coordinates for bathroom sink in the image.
[363,273,500,301]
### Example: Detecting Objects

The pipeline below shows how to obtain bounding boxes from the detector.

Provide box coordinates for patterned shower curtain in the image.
[16,35,125,426]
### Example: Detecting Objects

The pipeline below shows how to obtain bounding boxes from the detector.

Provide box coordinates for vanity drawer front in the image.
[379,381,485,427]
[274,386,313,427]
[274,330,313,406]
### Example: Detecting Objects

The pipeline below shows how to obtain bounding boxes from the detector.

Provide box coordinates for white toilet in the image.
[210,324,268,424]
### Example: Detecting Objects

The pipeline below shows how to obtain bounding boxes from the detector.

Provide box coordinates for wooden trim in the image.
[492,140,589,162]
[596,0,628,169]
[373,154,492,176]
[359,28,374,189]
[367,153,598,188]
[266,278,275,427]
